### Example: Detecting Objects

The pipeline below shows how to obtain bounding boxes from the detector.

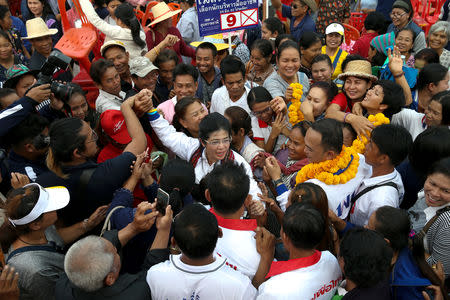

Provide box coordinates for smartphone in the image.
[151,155,160,163]
[155,188,169,215]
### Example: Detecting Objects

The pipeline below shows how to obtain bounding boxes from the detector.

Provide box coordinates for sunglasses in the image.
[290,2,305,9]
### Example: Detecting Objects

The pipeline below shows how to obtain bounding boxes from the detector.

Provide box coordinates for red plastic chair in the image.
[343,24,360,46]
[349,12,367,33]
[167,2,181,27]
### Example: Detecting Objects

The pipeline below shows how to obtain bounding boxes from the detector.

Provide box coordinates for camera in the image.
[34,49,75,102]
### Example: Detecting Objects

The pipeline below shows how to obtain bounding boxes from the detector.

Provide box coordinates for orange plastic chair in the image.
[349,12,367,33]
[343,24,360,46]
[56,0,98,73]
[167,2,181,27]
[142,1,159,27]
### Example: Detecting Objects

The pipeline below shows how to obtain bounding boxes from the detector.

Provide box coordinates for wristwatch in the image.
[273,178,283,186]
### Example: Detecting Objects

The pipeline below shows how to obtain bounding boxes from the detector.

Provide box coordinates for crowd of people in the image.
[0,0,449,299]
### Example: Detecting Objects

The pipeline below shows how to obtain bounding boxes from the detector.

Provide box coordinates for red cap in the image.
[100,110,132,145]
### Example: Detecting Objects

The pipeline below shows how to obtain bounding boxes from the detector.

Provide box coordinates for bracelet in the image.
[273,178,283,186]
[343,112,350,123]
[393,71,405,78]
[147,108,157,114]
[82,218,89,232]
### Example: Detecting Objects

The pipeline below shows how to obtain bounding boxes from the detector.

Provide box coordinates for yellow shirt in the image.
[322,45,349,80]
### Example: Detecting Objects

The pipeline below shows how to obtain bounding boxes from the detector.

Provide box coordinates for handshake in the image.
[122,89,154,116]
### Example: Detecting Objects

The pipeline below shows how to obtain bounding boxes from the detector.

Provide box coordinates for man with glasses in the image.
[271,0,317,40]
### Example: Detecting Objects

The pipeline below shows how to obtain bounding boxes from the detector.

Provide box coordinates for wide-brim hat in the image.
[100,40,127,57]
[337,60,378,82]
[149,2,182,26]
[3,64,39,88]
[23,17,58,39]
[300,0,318,12]
[190,34,236,52]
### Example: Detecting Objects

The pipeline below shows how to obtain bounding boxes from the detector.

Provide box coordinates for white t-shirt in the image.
[308,154,372,219]
[391,108,426,140]
[257,250,342,300]
[210,209,261,279]
[147,254,257,300]
[210,86,251,115]
[251,116,288,154]
[350,169,405,226]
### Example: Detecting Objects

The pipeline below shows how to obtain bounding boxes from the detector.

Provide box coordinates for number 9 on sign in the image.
[220,12,240,30]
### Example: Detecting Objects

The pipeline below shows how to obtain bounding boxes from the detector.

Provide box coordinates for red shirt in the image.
[145,27,195,63]
[350,32,378,59]
[331,93,352,113]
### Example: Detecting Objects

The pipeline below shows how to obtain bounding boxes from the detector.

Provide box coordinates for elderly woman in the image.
[386,0,426,54]
[427,21,450,69]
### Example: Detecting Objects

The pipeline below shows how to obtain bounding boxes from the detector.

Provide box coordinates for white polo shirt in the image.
[147,254,257,300]
[210,86,251,115]
[257,250,342,300]
[95,89,126,114]
[308,154,372,219]
[210,209,261,279]
[349,169,404,226]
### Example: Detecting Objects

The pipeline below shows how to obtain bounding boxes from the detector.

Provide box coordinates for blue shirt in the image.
[282,5,316,41]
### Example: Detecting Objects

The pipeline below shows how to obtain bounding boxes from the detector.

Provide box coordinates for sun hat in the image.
[190,34,237,51]
[23,18,58,40]
[100,40,127,57]
[8,183,70,226]
[326,23,345,36]
[129,56,159,77]
[100,110,132,145]
[337,60,378,82]
[3,64,39,89]
[149,2,182,26]
[298,0,318,12]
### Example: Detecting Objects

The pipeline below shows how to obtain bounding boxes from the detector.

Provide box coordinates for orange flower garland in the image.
[287,83,304,125]
[295,113,390,185]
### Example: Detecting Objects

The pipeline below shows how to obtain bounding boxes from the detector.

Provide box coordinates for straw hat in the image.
[190,34,236,52]
[23,18,58,39]
[337,60,378,82]
[149,2,181,26]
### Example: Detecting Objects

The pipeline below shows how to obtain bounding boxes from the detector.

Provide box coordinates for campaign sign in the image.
[197,0,259,37]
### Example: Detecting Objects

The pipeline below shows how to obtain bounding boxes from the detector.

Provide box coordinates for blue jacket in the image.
[0,96,39,139]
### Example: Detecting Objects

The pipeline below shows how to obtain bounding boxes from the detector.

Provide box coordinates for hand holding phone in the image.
[155,188,169,216]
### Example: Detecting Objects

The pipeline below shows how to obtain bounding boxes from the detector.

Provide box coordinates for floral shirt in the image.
[439,48,450,69]
[316,0,351,34]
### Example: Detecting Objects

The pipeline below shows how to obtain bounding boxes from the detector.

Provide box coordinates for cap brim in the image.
[148,9,182,26]
[3,69,39,88]
[133,66,159,77]
[101,44,126,57]
[43,186,70,213]
[23,29,58,40]
[111,131,132,144]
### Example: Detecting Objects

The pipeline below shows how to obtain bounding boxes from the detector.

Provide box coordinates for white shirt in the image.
[257,251,342,300]
[391,108,426,140]
[210,86,251,115]
[149,115,262,199]
[95,89,126,114]
[251,116,288,154]
[308,154,372,219]
[350,169,404,226]
[210,209,261,279]
[147,254,257,300]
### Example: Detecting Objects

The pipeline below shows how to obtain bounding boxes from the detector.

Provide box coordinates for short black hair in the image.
[275,34,295,50]
[277,40,300,60]
[299,31,322,50]
[373,206,410,252]
[283,202,325,250]
[0,88,17,109]
[173,203,219,259]
[251,39,273,58]
[263,17,284,36]
[428,157,450,178]
[311,54,332,69]
[371,124,412,166]
[340,228,393,288]
[376,80,405,118]
[309,81,338,103]
[154,49,179,68]
[207,161,250,215]
[105,0,124,5]
[414,48,440,64]
[173,63,199,83]
[179,0,195,6]
[310,119,343,154]
[224,106,252,136]
[5,113,49,148]
[220,55,245,80]
[430,91,450,125]
[196,41,217,57]
[247,86,272,109]
[364,11,387,33]
[90,59,115,85]
[198,112,231,142]
[417,63,448,91]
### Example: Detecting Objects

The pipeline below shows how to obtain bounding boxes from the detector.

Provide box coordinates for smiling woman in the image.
[427,21,450,68]
[395,28,415,67]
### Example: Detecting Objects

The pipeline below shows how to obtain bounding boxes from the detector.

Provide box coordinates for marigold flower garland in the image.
[295,113,390,185]
[287,83,304,125]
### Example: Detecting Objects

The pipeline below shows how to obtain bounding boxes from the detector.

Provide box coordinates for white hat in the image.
[100,40,127,57]
[129,56,159,77]
[23,18,58,40]
[325,23,345,36]
[149,2,181,26]
[8,184,70,226]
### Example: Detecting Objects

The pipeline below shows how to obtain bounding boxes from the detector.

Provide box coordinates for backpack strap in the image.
[415,206,450,241]
[100,206,125,237]
[332,48,343,71]
[349,182,398,216]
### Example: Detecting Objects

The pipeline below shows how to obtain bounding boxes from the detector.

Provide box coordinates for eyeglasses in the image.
[390,11,407,18]
[204,137,231,146]
[87,130,98,143]
[251,106,272,117]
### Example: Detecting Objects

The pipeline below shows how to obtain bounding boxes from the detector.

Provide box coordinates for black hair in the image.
[173,96,203,134]
[115,3,146,49]
[409,126,450,176]
[395,28,416,53]
[392,0,414,20]
[4,113,49,149]
[0,5,10,23]
[104,0,124,5]
[341,54,367,74]
[299,31,322,51]
[342,122,357,142]
[376,79,406,118]
[429,157,450,178]
[292,120,311,137]
[0,87,17,109]
[311,54,332,69]
[277,39,300,60]
[66,82,86,101]
[220,55,245,80]
[173,63,199,82]
[198,112,231,142]
[0,29,11,45]
[154,49,179,68]
[47,118,87,178]
[430,91,450,125]
[414,48,440,64]
[340,228,393,288]
[374,206,410,252]
[364,11,388,33]
[224,106,252,135]
[207,161,250,215]
[283,202,325,250]
[179,0,195,6]
[371,124,412,166]
[310,119,343,154]
[251,39,273,58]
[89,59,115,85]
[370,46,388,66]
[196,41,217,57]
[309,81,338,103]
[247,86,272,109]
[274,34,295,50]
[27,0,53,20]
[263,17,284,36]
[417,63,449,91]
[159,159,195,215]
[173,203,219,259]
